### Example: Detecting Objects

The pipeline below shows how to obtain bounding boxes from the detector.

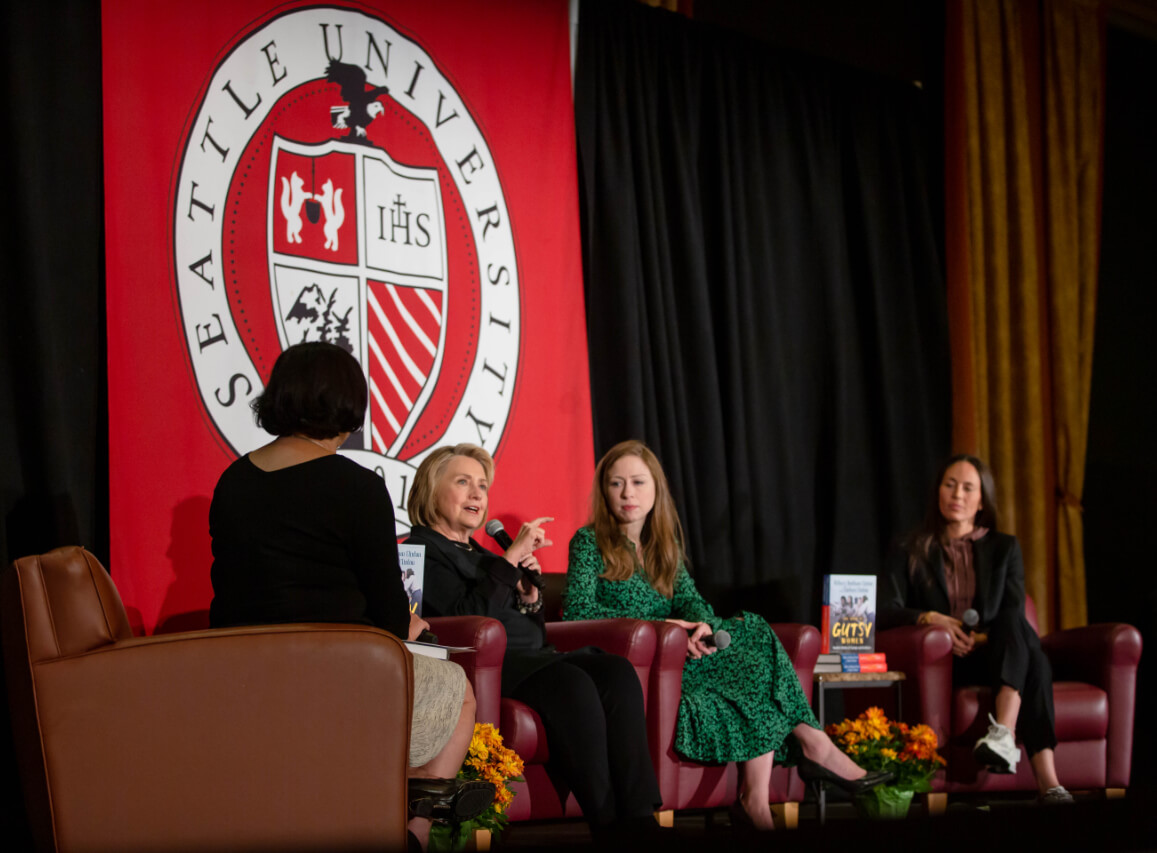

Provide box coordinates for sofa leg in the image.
[770,802,798,829]
[1105,788,1126,800]
[654,809,674,827]
[924,792,947,815]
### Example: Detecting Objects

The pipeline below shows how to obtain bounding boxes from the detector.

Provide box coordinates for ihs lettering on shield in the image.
[379,195,432,248]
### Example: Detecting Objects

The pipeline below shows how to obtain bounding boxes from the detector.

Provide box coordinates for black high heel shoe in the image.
[796,755,893,796]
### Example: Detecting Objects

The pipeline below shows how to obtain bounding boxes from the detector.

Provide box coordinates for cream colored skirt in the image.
[409,654,467,767]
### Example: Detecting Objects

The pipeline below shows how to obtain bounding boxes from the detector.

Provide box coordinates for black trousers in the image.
[955,608,1058,756]
[509,651,661,827]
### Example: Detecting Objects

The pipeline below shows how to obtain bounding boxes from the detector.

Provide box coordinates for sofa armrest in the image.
[426,615,506,726]
[1041,623,1142,686]
[876,625,954,747]
[647,621,692,808]
[1042,622,1142,788]
[545,617,655,658]
[771,623,821,703]
[545,618,657,695]
[25,623,411,852]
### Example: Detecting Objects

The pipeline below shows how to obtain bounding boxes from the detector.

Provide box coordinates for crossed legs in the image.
[737,724,866,830]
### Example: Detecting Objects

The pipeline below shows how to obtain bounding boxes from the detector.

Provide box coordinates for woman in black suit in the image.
[880,454,1072,804]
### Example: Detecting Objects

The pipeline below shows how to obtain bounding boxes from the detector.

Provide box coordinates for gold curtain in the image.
[948,0,1104,632]
[1042,0,1103,630]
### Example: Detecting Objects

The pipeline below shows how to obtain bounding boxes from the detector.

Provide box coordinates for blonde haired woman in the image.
[406,444,662,841]
[565,440,889,830]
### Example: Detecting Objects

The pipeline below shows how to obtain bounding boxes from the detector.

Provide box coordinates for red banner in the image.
[103,0,591,633]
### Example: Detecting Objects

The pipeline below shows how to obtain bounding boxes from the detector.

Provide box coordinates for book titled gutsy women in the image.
[821,574,877,654]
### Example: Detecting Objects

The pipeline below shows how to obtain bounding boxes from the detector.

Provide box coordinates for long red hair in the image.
[589,440,686,598]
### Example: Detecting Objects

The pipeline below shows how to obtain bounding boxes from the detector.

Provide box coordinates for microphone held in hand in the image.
[962,609,980,634]
[693,629,731,650]
[485,519,546,590]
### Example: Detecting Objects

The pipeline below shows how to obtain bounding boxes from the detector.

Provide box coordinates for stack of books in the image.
[815,652,888,673]
[840,652,887,673]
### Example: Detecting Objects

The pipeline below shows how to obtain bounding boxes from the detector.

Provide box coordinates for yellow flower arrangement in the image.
[826,707,946,793]
[429,723,525,852]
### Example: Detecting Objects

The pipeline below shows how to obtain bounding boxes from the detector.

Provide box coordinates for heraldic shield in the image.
[267,136,448,456]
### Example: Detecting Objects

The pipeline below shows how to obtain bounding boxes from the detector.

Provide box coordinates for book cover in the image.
[398,543,426,616]
[822,574,877,653]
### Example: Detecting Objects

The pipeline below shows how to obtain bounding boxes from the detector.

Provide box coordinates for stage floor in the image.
[497,789,1157,851]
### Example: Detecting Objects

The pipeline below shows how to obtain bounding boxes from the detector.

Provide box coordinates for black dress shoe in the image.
[796,756,893,795]
[408,778,495,821]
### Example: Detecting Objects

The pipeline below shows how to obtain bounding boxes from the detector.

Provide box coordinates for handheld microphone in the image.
[696,629,731,650]
[962,609,980,634]
[485,519,546,590]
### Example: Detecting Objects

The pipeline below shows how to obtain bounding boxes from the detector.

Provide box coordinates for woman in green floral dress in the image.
[564,440,889,830]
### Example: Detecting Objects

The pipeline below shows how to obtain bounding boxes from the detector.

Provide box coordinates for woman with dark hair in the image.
[208,342,491,849]
[880,454,1072,803]
[406,443,663,841]
[564,440,888,831]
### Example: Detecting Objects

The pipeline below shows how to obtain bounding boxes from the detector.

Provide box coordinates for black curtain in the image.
[575,0,950,622]
[1,1,106,570]
[1085,25,1157,795]
[1,2,104,843]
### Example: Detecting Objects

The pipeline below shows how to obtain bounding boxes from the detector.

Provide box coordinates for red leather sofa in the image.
[649,620,820,824]
[876,596,1142,796]
[429,614,657,821]
[437,574,822,826]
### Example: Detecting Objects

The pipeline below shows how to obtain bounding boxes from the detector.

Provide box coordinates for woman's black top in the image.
[209,454,409,638]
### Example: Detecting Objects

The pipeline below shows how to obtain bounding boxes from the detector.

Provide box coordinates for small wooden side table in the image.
[810,671,906,823]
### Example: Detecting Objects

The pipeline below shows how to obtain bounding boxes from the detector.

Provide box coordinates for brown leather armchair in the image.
[2,547,414,852]
[876,595,1142,797]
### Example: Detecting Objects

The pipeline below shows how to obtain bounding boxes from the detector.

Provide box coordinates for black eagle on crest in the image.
[326,60,390,143]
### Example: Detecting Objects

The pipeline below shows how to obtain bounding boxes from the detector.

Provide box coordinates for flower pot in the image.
[853,786,914,819]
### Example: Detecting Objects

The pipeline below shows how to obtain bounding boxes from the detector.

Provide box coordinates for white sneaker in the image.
[973,714,1020,774]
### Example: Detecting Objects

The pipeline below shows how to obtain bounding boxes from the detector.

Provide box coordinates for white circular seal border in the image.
[173,6,521,531]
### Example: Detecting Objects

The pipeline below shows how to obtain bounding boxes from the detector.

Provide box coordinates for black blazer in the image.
[878,531,1025,631]
[407,524,558,692]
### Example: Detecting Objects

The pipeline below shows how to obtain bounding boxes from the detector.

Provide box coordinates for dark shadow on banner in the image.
[155,495,214,635]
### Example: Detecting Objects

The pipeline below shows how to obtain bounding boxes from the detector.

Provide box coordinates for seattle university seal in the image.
[172,6,520,533]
